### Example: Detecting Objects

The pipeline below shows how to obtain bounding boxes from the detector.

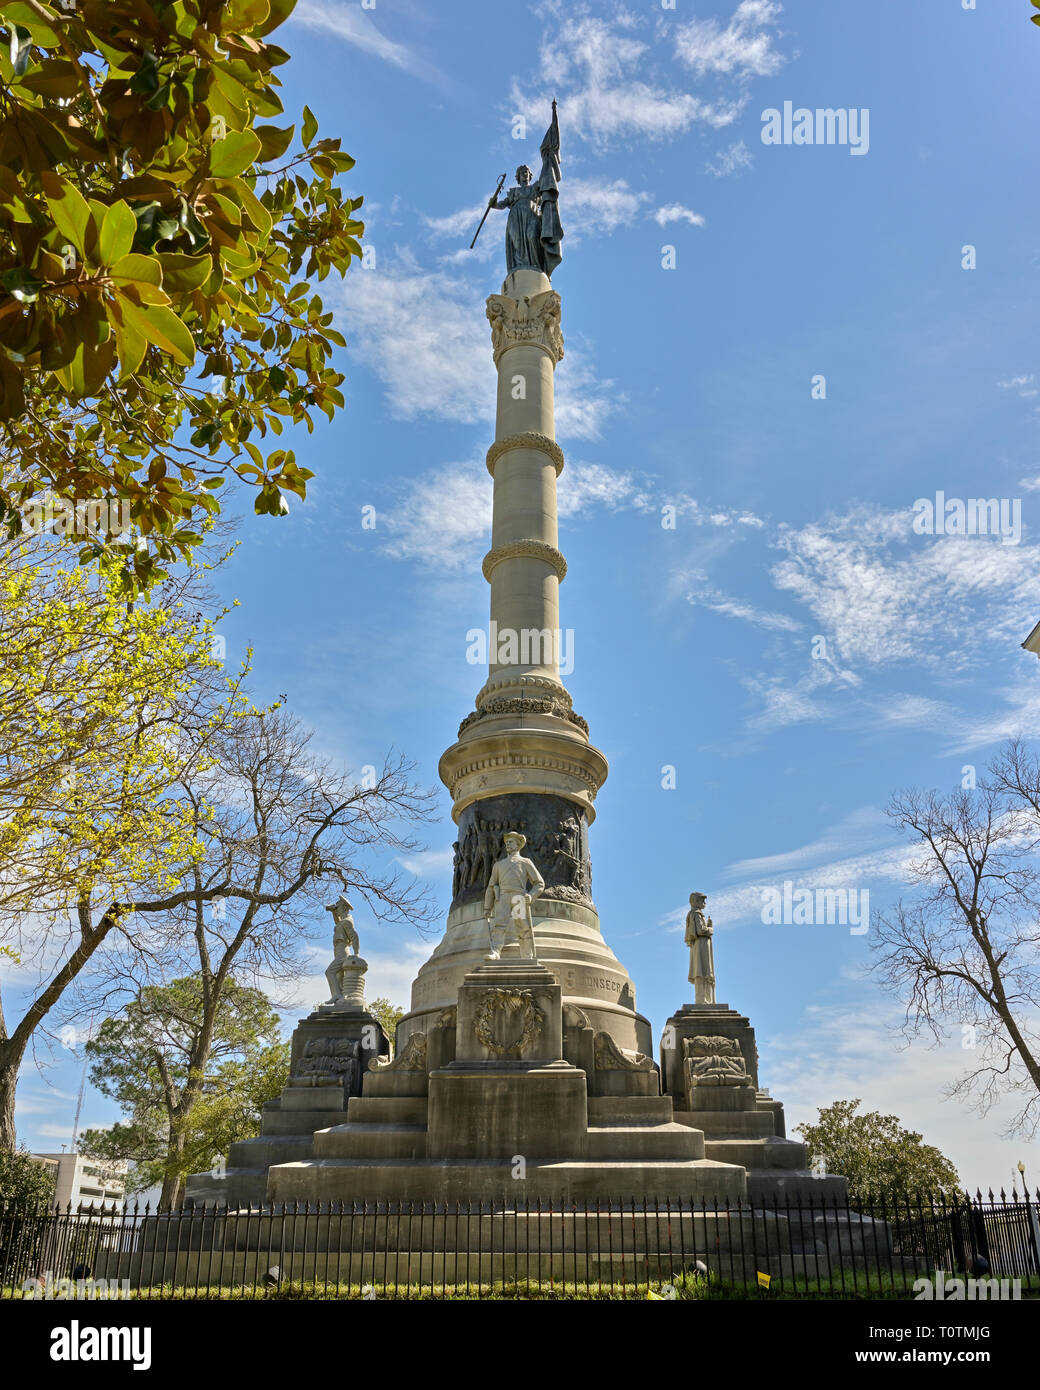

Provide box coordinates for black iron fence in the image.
[2,1188,1038,1299]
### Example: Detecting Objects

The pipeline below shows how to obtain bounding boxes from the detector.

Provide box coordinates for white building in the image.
[31,1152,127,1211]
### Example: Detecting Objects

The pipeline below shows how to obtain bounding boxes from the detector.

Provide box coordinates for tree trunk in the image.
[0,1047,19,1153]
[159,1154,184,1211]
[159,1114,189,1210]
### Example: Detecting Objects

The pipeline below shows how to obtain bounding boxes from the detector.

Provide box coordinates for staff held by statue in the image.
[470,172,506,250]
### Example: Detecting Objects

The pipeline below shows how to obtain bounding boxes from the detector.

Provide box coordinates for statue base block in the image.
[184,1004,389,1206]
[660,1000,848,1204]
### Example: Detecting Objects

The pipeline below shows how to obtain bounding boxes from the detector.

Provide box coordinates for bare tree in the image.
[1,697,438,1167]
[873,739,1040,1138]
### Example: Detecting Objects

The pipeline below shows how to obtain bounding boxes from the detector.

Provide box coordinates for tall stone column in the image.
[402,269,651,1058]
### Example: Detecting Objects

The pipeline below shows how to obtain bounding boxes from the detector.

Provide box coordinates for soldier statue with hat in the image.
[483,831,545,959]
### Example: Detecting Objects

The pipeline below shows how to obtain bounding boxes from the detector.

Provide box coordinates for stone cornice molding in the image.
[443,748,603,802]
[485,431,565,478]
[482,539,567,583]
[476,672,572,707]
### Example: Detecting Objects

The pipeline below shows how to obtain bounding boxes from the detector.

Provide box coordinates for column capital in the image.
[486,289,564,366]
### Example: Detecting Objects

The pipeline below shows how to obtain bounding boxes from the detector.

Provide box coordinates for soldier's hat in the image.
[503,830,527,849]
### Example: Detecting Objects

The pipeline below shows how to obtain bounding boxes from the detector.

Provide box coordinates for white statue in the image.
[483,831,544,959]
[325,894,359,1001]
[685,892,716,1005]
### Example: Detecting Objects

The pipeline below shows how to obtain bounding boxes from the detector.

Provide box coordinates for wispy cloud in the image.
[511,9,750,149]
[652,203,706,228]
[674,0,787,79]
[336,265,616,437]
[705,139,753,177]
[689,805,917,926]
[998,373,1037,399]
[770,505,1040,670]
[380,463,490,570]
[681,573,801,632]
[291,1,446,85]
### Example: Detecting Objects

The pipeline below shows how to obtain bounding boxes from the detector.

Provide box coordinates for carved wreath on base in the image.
[474,988,545,1056]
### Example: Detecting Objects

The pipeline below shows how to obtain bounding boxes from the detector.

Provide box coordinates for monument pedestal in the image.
[427,958,588,1160]
[185,985,389,1206]
[265,958,745,1207]
[661,1001,847,1202]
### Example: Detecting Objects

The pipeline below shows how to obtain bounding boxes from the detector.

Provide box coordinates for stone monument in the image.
[662,893,847,1201]
[185,905,388,1205]
[189,107,845,1225]
[254,106,744,1207]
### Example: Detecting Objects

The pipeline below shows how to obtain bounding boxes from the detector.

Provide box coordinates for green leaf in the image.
[230,0,272,27]
[1,2,60,44]
[55,336,115,397]
[41,173,91,256]
[19,57,80,99]
[254,0,296,38]
[235,182,273,239]
[99,202,138,266]
[0,266,44,302]
[10,23,32,77]
[177,198,210,251]
[116,298,195,367]
[255,124,294,162]
[128,52,159,95]
[156,252,213,293]
[109,254,162,287]
[301,105,318,147]
[210,130,262,178]
[108,302,148,378]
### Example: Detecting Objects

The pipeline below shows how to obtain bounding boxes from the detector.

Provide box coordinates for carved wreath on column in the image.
[474,988,545,1055]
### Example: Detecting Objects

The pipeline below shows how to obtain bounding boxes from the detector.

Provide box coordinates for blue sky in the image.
[12,0,1040,1191]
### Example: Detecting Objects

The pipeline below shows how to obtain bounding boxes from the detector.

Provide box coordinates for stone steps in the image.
[267,1157,747,1205]
[261,1107,349,1136]
[184,1168,268,1207]
[228,1135,314,1168]
[677,1110,775,1137]
[586,1096,674,1125]
[314,1123,428,1161]
[346,1096,428,1125]
[703,1137,807,1170]
[585,1124,705,1161]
